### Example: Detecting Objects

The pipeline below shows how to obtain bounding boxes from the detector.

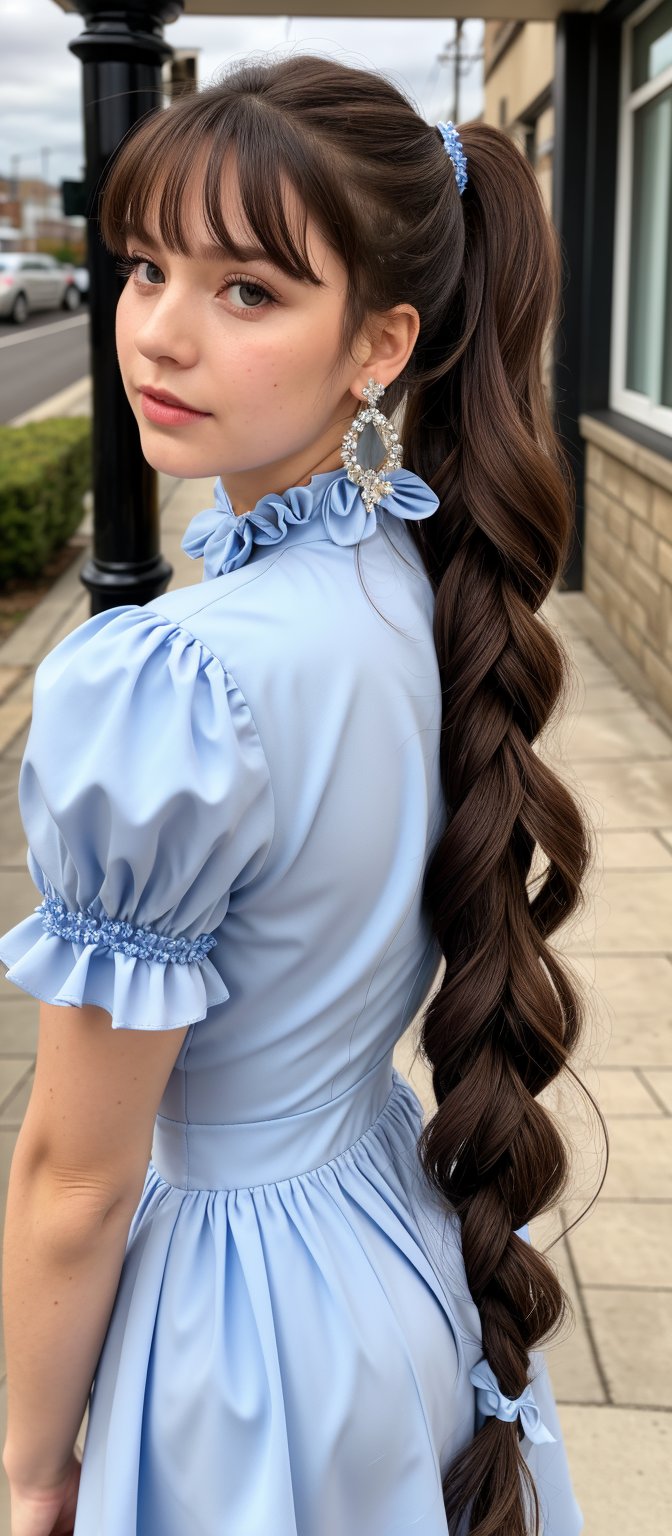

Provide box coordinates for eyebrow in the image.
[123,229,281,268]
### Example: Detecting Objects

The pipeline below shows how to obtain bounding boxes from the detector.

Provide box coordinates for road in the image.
[0,308,90,425]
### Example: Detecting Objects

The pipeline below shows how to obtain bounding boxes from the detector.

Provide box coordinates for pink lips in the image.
[140,390,212,426]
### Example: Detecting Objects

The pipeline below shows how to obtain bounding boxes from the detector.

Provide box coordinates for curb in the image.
[8,374,92,426]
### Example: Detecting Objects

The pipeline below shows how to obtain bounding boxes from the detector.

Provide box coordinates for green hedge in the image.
[0,417,92,586]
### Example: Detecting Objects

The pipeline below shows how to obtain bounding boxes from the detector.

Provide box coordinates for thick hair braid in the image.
[403,129,595,1529]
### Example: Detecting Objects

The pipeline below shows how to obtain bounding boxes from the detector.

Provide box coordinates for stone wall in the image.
[579,414,672,718]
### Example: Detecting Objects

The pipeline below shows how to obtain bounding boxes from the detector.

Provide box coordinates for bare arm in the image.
[1,999,189,1487]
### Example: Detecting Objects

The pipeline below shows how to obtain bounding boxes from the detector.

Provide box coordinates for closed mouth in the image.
[141,387,209,413]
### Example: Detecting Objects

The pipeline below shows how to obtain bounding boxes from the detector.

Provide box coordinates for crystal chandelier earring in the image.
[340,377,403,513]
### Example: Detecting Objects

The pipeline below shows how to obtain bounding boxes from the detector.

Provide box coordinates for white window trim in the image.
[610,0,672,435]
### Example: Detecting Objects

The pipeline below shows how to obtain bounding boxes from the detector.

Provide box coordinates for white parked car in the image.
[71,265,89,299]
[0,251,82,323]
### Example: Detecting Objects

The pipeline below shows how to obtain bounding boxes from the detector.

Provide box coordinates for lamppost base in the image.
[79,555,174,615]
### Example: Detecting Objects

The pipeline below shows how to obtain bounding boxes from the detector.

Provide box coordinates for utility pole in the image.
[10,153,22,241]
[9,153,20,200]
[436,21,484,122]
[41,147,51,243]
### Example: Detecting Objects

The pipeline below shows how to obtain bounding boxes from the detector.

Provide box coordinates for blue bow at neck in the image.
[180,465,440,582]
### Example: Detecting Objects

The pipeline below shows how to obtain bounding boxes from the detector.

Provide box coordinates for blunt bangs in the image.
[98,94,334,288]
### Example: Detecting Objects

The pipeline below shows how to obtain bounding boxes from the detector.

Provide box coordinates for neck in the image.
[220,415,356,517]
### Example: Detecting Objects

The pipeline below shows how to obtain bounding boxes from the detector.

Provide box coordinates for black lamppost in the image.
[68,1,184,613]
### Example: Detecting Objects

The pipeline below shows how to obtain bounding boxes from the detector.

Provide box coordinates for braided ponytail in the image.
[402,124,598,1534]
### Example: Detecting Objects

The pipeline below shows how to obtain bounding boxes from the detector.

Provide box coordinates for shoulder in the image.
[29,601,274,813]
[153,511,431,651]
[143,546,371,684]
[4,606,276,1036]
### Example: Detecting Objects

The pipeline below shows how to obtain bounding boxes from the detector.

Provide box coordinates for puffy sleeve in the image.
[0,606,275,1030]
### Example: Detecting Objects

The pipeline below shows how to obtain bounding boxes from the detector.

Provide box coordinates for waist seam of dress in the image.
[149,1064,422,1194]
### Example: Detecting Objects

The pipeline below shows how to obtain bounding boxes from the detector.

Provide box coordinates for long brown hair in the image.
[98,54,602,1535]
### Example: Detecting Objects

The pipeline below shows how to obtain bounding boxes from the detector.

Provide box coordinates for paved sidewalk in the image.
[0,448,670,1531]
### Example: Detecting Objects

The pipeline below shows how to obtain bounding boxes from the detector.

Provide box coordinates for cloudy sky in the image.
[1,1,484,188]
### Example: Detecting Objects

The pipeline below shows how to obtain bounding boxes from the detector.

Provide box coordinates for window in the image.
[611,0,672,432]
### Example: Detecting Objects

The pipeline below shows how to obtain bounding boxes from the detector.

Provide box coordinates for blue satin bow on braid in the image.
[469,1359,556,1446]
[181,467,440,582]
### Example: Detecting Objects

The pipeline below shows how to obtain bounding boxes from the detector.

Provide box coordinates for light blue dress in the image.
[0,466,582,1535]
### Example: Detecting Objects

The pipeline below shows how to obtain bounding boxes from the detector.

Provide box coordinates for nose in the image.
[132,283,201,368]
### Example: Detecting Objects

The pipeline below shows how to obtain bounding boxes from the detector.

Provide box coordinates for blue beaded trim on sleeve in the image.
[38,893,218,965]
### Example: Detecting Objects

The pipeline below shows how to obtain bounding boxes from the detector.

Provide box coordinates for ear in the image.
[352,303,420,396]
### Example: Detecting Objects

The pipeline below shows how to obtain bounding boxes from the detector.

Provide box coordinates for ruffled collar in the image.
[180,465,440,581]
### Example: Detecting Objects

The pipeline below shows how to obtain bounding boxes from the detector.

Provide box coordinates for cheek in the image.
[229,306,340,401]
[115,292,132,368]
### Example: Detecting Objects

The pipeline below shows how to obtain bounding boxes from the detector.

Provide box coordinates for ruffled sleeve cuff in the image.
[0,886,230,1032]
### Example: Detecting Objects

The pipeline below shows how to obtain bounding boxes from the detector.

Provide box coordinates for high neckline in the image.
[180,465,440,581]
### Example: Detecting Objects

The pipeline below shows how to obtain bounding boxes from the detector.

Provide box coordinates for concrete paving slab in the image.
[0,1069,34,1131]
[2,723,29,764]
[0,867,43,947]
[580,1066,664,1117]
[568,1201,672,1289]
[561,869,672,953]
[599,1118,672,1198]
[561,758,672,827]
[0,761,28,867]
[0,671,22,705]
[0,1061,33,1117]
[641,1068,672,1113]
[582,1287,672,1407]
[595,829,672,867]
[530,1223,607,1406]
[159,472,214,532]
[0,1129,18,1198]
[549,706,672,760]
[566,681,642,712]
[0,694,33,758]
[560,954,672,1066]
[0,1000,38,1057]
[557,1404,671,1534]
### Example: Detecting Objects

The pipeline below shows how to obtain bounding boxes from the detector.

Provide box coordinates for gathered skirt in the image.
[73,1062,583,1535]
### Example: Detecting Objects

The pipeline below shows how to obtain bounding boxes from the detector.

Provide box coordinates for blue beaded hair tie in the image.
[436,120,468,196]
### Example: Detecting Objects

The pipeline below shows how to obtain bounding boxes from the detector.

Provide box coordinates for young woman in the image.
[0,53,597,1536]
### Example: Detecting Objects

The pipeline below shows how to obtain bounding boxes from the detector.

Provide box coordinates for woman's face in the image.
[115,151,417,515]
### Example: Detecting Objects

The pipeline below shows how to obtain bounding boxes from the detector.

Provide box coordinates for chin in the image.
[138,436,205,477]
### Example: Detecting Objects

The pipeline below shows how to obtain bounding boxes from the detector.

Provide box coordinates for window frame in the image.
[610,0,672,433]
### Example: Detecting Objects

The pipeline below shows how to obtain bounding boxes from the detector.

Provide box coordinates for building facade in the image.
[485,0,672,715]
